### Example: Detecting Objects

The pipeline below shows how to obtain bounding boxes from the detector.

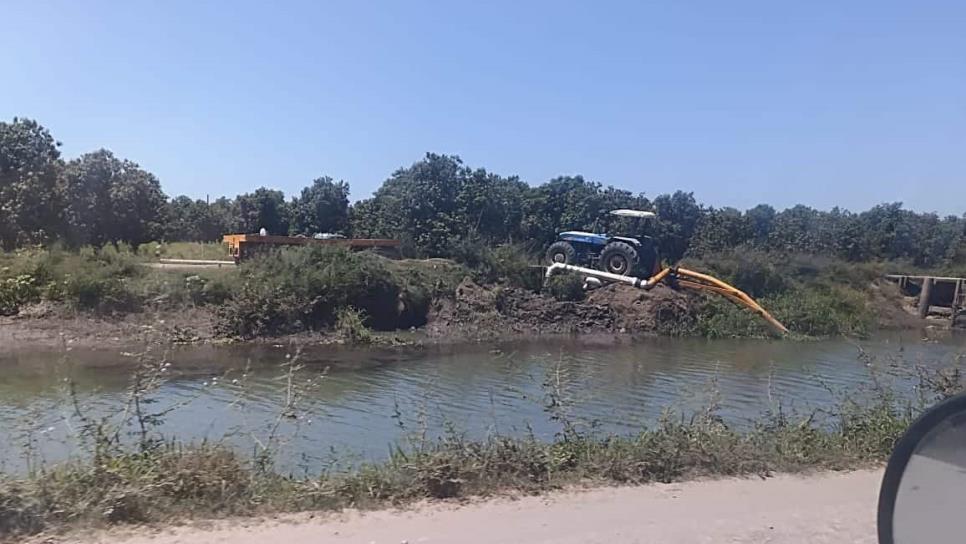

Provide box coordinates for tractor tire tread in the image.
[600,241,639,277]
[547,241,578,265]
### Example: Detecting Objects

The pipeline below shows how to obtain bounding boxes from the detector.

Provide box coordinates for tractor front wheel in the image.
[599,241,639,277]
[546,241,577,265]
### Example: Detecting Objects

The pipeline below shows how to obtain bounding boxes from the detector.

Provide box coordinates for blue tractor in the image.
[545,209,660,278]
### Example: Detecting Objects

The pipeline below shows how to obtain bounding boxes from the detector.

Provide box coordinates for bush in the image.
[62,274,138,313]
[335,307,373,344]
[217,247,406,337]
[696,284,875,338]
[686,250,789,298]
[450,240,541,290]
[0,275,39,315]
[545,273,585,302]
[180,273,233,306]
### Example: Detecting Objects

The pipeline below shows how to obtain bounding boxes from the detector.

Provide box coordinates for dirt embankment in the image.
[867,280,925,330]
[0,304,218,352]
[0,279,705,352]
[425,278,698,340]
[0,277,935,353]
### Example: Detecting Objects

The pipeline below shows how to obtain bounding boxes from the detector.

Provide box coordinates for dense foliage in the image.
[2,117,964,269]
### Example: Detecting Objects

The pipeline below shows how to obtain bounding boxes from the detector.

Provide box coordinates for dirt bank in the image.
[0,277,928,353]
[63,470,880,544]
[868,279,927,330]
[0,279,704,352]
[0,305,218,352]
[424,278,698,340]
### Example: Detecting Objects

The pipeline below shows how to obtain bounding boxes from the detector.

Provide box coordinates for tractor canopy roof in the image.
[609,209,656,219]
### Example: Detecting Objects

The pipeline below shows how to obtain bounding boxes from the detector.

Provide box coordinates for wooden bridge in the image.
[885,274,966,321]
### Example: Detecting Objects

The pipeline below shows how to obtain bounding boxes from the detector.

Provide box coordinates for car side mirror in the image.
[878,393,966,543]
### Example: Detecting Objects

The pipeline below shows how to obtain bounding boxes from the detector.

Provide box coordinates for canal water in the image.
[0,333,963,474]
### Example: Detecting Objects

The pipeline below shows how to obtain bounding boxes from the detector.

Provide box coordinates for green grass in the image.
[136,241,230,261]
[0,246,237,315]
[683,251,895,338]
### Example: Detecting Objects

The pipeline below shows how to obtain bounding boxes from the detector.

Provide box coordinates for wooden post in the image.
[954,279,963,313]
[918,277,934,318]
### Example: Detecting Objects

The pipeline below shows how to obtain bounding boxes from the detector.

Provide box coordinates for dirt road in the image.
[79,470,881,544]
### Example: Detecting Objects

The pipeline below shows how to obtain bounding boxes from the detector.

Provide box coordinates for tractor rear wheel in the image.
[599,241,639,276]
[546,241,577,265]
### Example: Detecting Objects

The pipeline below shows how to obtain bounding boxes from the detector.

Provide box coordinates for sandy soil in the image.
[71,470,881,544]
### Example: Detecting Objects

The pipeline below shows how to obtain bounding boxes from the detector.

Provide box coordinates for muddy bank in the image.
[0,277,933,353]
[424,279,698,340]
[0,305,218,352]
[0,281,694,352]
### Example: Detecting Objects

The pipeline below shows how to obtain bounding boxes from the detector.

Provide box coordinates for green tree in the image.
[456,168,529,244]
[236,188,289,235]
[521,176,608,247]
[165,195,199,241]
[62,149,167,247]
[745,204,776,243]
[0,118,64,249]
[289,177,350,235]
[350,153,464,256]
[652,191,703,262]
[209,196,241,237]
[165,196,235,242]
[765,205,822,253]
[854,203,916,262]
[689,207,751,256]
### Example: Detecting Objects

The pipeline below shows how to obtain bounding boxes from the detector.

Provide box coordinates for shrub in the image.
[335,307,373,344]
[450,240,541,290]
[545,273,585,302]
[62,275,134,312]
[0,275,39,315]
[686,250,789,298]
[484,244,542,291]
[696,284,875,338]
[217,247,406,337]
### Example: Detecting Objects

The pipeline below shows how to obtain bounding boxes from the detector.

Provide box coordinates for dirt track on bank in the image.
[71,470,881,544]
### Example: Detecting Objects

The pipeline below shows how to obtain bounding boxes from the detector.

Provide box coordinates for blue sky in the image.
[3,1,964,214]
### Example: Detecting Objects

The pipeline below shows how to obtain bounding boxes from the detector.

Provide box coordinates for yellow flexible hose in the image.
[649,267,789,335]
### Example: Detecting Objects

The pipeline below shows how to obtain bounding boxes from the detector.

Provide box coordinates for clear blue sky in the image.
[3,1,964,215]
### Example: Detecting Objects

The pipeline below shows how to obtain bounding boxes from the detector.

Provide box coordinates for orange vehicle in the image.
[222,233,401,262]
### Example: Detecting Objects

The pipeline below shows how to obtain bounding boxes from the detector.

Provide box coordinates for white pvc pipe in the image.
[159,258,236,266]
[545,262,651,288]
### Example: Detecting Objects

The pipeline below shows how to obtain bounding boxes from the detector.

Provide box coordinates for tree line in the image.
[2,117,964,267]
